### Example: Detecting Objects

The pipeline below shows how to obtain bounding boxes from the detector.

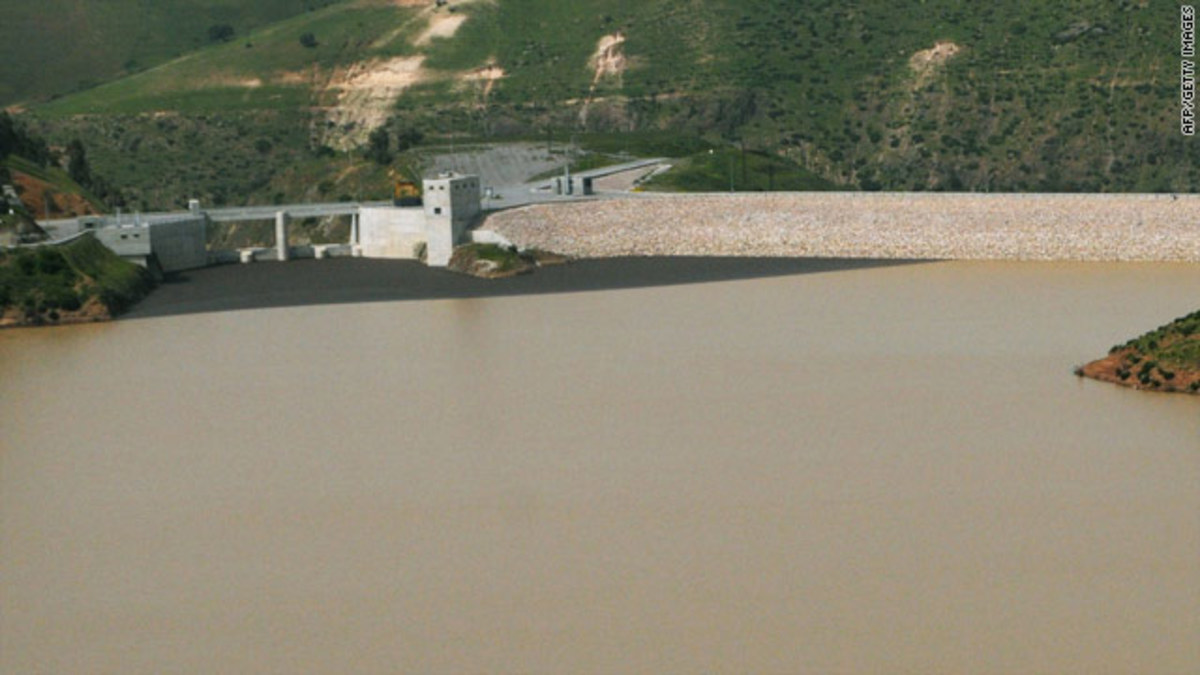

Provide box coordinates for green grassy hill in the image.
[0,0,345,106]
[11,0,1197,208]
[32,1,423,117]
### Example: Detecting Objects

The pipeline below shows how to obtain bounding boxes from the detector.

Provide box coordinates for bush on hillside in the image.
[207,24,235,43]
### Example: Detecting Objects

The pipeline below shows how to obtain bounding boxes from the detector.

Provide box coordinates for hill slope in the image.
[0,234,153,327]
[1080,311,1200,395]
[4,155,104,219]
[0,0,345,106]
[17,0,1199,208]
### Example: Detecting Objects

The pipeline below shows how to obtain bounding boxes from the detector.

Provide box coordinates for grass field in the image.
[641,147,837,193]
[34,2,422,116]
[0,0,347,106]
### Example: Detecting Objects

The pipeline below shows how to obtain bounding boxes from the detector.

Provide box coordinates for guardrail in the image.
[3,229,95,251]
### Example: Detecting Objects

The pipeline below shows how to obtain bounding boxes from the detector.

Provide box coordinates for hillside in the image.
[0,234,153,327]
[1079,311,1200,395]
[13,0,1198,209]
[0,0,344,106]
[4,155,103,220]
[0,211,47,248]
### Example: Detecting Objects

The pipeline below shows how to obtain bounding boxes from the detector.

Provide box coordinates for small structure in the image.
[358,172,481,266]
[88,215,208,274]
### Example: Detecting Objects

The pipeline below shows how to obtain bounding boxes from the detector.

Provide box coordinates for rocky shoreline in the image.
[485,192,1200,262]
[1077,310,1200,395]
[1080,351,1200,395]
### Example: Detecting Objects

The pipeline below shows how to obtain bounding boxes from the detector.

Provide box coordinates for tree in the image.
[365,127,392,165]
[66,139,92,188]
[299,32,318,48]
[0,113,16,159]
[0,113,51,166]
[207,24,235,43]
[394,126,424,152]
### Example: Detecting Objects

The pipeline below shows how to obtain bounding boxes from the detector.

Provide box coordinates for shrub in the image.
[15,252,36,276]
[42,285,81,312]
[365,127,391,165]
[207,24,235,43]
[35,247,70,276]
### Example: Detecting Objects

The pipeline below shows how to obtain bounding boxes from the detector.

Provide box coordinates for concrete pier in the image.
[275,211,289,262]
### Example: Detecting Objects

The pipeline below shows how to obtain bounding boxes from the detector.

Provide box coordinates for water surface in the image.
[2,261,1197,673]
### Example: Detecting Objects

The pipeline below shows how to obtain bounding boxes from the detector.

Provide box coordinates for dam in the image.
[485,191,1200,262]
[62,172,485,273]
[44,188,1200,270]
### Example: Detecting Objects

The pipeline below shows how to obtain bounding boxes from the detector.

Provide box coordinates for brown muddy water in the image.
[1,261,1198,674]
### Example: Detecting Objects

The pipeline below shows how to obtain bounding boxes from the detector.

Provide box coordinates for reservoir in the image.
[1,260,1198,673]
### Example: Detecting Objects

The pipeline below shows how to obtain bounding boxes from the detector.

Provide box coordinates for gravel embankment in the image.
[484,192,1200,261]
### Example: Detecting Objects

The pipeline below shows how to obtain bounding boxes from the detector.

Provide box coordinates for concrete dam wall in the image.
[483,192,1200,262]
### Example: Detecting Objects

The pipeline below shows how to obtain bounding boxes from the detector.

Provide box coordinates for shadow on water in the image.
[124,257,938,320]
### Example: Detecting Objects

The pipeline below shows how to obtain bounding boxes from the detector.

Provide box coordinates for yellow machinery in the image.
[393,180,422,207]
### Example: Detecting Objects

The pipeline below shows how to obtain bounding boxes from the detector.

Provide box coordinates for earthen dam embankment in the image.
[484,192,1200,261]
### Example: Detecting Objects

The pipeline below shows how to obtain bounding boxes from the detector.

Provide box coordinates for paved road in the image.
[485,158,667,210]
[205,201,383,222]
[40,202,382,237]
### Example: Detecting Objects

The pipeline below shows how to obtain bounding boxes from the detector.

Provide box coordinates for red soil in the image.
[11,170,100,220]
[1079,349,1200,395]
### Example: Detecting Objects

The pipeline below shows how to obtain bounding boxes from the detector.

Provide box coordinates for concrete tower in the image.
[423,172,481,266]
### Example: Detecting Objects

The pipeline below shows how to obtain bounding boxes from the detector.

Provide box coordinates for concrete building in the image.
[88,215,208,274]
[81,171,481,270]
[358,208,428,259]
[358,172,482,266]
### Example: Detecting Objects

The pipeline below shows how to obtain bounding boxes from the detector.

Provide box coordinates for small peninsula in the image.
[0,234,153,328]
[447,243,569,279]
[1078,311,1200,395]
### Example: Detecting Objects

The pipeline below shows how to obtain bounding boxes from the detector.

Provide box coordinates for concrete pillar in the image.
[275,211,289,262]
[351,212,359,245]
